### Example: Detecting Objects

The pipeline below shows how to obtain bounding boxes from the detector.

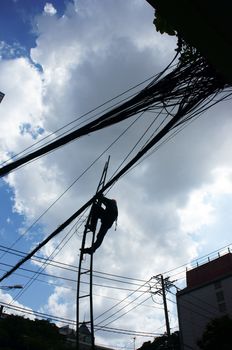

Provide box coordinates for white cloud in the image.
[178,168,232,234]
[44,3,57,16]
[1,0,232,348]
[40,286,73,321]
[178,190,215,233]
[0,41,27,59]
[0,290,35,320]
[0,57,44,158]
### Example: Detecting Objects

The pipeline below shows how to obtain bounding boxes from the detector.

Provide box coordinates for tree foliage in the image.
[0,315,69,350]
[138,331,180,350]
[197,315,232,350]
[153,10,176,36]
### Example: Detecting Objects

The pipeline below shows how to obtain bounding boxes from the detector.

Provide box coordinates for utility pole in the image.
[150,275,175,338]
[133,337,136,350]
[160,274,171,337]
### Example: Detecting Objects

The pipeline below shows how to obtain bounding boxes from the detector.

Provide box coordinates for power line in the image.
[0,245,147,285]
[0,110,145,262]
[11,110,169,300]
[1,239,232,295]
[0,48,228,282]
[0,262,148,294]
[0,48,208,180]
[94,278,152,323]
[0,301,162,338]
[1,71,161,166]
[95,279,161,329]
[0,266,162,312]
[98,294,152,329]
[0,59,177,177]
[168,289,220,320]
[2,85,166,270]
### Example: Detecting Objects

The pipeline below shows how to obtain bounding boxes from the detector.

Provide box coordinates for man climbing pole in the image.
[82,194,118,254]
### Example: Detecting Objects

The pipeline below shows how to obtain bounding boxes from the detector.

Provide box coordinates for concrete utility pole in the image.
[160,275,171,337]
[150,275,175,337]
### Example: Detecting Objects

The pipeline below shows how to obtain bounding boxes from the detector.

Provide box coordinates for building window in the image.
[214,281,221,289]
[216,291,224,302]
[219,302,227,313]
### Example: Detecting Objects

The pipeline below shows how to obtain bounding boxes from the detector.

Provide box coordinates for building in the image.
[0,91,4,103]
[59,323,114,350]
[176,252,232,350]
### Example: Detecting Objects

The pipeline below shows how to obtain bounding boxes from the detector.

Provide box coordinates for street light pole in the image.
[0,285,23,290]
[132,337,136,350]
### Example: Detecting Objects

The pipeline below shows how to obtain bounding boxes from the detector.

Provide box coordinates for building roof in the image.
[187,252,232,288]
[79,322,91,336]
[0,92,4,103]
[177,252,232,295]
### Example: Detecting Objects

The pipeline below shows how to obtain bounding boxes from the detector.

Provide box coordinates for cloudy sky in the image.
[0,0,232,348]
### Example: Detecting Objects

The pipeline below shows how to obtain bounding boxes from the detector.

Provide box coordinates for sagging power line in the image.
[0,44,229,179]
[0,47,229,284]
[0,301,161,338]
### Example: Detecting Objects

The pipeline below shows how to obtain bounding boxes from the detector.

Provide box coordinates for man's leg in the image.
[92,224,108,252]
[88,204,104,231]
[81,225,107,255]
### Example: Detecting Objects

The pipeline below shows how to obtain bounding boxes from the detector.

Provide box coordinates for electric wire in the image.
[0,266,164,311]
[0,102,148,264]
[97,294,152,330]
[0,300,162,338]
[95,280,158,327]
[0,67,169,173]
[0,52,181,177]
[117,90,232,191]
[1,50,230,283]
[94,278,152,322]
[0,263,148,294]
[10,109,176,301]
[1,71,165,166]
[9,218,83,303]
[0,242,227,324]
[0,244,147,283]
[0,120,135,256]
[107,108,167,187]
[167,296,218,323]
[1,238,231,295]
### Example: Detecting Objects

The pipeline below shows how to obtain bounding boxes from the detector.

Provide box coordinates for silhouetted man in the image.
[82,195,118,254]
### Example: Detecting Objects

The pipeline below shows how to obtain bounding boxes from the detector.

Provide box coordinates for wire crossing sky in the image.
[0,46,229,178]
[1,1,232,348]
[1,45,230,283]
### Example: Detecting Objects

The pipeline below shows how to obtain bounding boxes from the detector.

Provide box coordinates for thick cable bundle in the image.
[0,44,227,178]
[0,44,231,283]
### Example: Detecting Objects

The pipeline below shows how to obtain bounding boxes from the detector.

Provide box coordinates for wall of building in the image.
[177,274,232,350]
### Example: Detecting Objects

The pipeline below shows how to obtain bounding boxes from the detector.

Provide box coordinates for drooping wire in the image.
[0,53,181,178]
[0,109,146,262]
[0,48,229,283]
[94,278,152,323]
[95,279,160,328]
[1,71,167,166]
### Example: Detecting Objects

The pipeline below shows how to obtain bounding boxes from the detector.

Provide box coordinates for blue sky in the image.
[0,1,232,348]
[0,0,67,310]
[0,0,66,52]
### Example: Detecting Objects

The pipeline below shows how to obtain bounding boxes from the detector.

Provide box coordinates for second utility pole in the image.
[160,274,171,337]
